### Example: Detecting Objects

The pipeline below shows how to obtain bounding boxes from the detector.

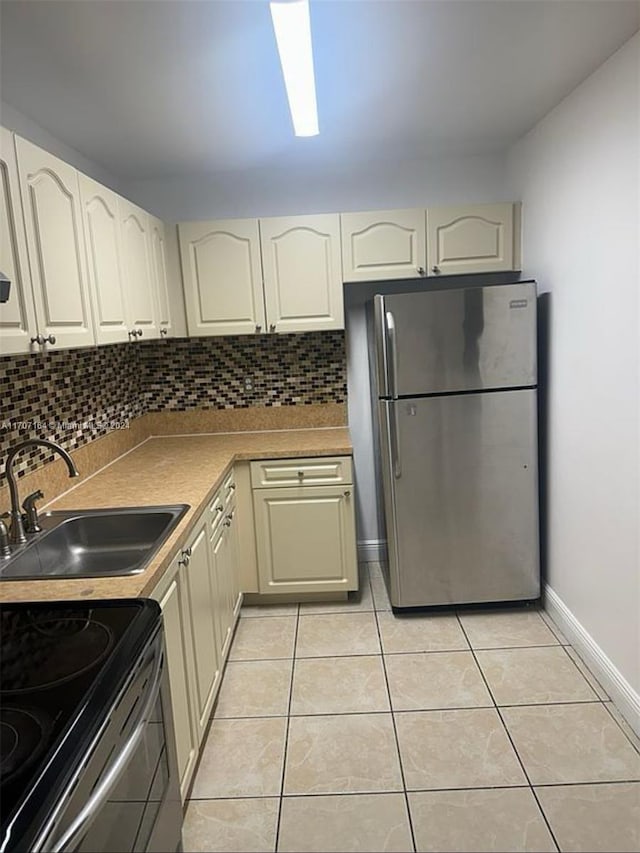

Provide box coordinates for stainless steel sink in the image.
[0,505,189,580]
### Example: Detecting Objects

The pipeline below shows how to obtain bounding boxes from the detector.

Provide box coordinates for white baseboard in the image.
[545,585,640,735]
[357,539,387,563]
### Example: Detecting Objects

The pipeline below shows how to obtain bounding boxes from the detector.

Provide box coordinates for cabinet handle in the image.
[178,555,189,567]
[43,334,56,345]
[431,265,440,274]
[31,335,44,346]
[160,328,168,336]
[417,266,425,276]
[136,328,143,338]
[297,471,304,479]
[228,482,236,491]
[215,504,224,513]
[224,519,231,527]
[344,490,351,497]
[255,324,262,333]
[184,546,192,557]
[225,511,234,521]
[269,324,276,333]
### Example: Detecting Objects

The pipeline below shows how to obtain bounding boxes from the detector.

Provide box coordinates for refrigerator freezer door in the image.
[380,389,540,607]
[378,282,537,397]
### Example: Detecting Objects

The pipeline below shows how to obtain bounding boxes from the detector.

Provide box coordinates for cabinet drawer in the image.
[250,456,352,488]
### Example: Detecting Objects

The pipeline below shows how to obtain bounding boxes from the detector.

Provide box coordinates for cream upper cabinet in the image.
[149,215,173,338]
[79,174,130,345]
[15,136,95,350]
[260,214,344,332]
[179,218,265,336]
[340,208,427,282]
[251,456,358,596]
[427,203,516,276]
[0,128,38,355]
[119,197,159,339]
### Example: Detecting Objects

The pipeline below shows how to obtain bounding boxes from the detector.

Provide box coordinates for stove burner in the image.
[0,706,53,784]
[1,613,115,693]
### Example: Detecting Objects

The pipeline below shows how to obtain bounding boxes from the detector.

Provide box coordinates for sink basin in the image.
[0,505,189,580]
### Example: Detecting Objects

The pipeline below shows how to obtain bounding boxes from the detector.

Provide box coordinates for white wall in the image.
[127,152,508,222]
[1,101,128,194]
[508,34,639,695]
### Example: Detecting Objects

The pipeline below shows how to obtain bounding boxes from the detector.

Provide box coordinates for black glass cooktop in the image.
[0,599,160,853]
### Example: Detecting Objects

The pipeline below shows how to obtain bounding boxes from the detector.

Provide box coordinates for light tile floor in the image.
[183,563,640,853]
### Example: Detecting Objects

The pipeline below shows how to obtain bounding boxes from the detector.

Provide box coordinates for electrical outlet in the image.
[244,376,253,391]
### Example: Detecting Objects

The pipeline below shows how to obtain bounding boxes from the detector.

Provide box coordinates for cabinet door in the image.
[15,136,95,350]
[149,215,172,337]
[183,519,220,740]
[210,520,234,662]
[158,572,198,800]
[179,218,265,336]
[340,208,426,282]
[426,203,515,275]
[253,485,358,595]
[119,197,159,339]
[260,214,343,332]
[0,128,38,355]
[79,174,130,345]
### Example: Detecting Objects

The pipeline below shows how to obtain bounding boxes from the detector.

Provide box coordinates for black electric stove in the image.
[0,599,163,853]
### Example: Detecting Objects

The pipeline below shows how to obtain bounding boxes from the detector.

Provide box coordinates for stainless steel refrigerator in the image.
[369,281,540,608]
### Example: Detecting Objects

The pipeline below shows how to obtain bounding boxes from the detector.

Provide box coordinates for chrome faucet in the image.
[4,439,80,545]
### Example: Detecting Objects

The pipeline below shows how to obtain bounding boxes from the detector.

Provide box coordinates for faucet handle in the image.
[22,490,44,534]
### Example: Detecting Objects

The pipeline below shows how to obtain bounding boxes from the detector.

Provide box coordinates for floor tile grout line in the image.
[555,643,609,702]
[600,700,640,758]
[274,602,300,853]
[186,777,640,804]
[454,613,562,853]
[373,606,418,853]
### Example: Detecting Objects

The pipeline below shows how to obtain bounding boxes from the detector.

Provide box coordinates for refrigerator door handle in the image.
[389,401,401,479]
[385,310,398,399]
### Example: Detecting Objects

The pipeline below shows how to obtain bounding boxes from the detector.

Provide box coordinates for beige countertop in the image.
[0,427,352,604]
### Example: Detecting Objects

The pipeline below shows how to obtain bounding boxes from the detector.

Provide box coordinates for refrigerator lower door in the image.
[379,389,540,607]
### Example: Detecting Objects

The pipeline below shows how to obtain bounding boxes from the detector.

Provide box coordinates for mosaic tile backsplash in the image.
[0,331,346,485]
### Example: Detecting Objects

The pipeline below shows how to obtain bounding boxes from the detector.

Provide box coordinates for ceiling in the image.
[0,0,638,181]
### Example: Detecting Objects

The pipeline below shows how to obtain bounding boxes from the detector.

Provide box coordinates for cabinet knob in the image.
[44,334,56,345]
[178,554,190,567]
[215,504,224,513]
[431,265,440,274]
[160,328,168,336]
[136,328,143,338]
[31,335,44,346]
[228,482,236,491]
[297,471,304,479]
[224,519,231,527]
[269,324,276,333]
[255,324,262,333]
[344,490,351,497]
[184,546,192,557]
[417,266,426,276]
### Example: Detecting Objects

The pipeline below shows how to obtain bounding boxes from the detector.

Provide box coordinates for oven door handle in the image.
[48,633,164,853]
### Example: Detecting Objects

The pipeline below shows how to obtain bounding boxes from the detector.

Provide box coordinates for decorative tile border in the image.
[0,332,346,486]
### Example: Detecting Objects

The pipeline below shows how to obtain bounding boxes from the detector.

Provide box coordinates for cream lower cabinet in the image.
[152,474,242,799]
[156,564,198,800]
[181,515,221,743]
[251,456,358,595]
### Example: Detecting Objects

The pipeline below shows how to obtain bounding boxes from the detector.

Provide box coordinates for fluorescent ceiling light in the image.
[270,0,319,137]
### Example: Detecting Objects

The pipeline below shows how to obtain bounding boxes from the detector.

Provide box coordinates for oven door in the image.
[35,627,182,853]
